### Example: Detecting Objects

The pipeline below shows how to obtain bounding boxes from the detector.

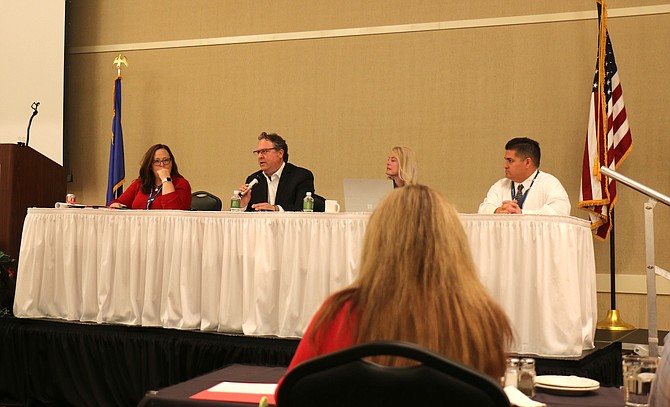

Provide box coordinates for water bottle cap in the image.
[306,192,312,196]
[233,190,239,194]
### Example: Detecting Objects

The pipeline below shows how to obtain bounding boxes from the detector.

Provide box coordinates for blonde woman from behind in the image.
[277,184,514,392]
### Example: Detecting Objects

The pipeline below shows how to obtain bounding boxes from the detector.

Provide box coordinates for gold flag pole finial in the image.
[113,54,128,77]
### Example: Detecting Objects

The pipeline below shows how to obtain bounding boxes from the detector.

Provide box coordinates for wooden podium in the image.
[0,144,66,259]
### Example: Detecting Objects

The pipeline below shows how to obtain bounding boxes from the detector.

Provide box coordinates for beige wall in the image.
[65,1,670,330]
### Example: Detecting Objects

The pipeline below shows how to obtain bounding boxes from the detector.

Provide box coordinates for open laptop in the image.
[343,178,394,212]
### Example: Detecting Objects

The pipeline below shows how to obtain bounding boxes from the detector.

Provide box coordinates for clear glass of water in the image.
[623,354,659,407]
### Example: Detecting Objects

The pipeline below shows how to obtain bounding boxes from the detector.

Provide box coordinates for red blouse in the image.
[276,299,357,397]
[110,177,192,210]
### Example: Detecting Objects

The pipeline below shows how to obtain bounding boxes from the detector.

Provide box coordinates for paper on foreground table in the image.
[190,381,277,405]
[504,386,546,407]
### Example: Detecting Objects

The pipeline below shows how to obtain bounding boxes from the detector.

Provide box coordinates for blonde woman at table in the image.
[109,144,192,210]
[277,184,514,389]
[386,146,417,188]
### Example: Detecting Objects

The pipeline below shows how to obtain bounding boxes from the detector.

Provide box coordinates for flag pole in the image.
[106,54,128,205]
[581,1,634,330]
[594,1,633,331]
[597,209,634,330]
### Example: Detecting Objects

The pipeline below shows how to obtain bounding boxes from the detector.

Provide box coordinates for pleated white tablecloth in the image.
[461,214,597,357]
[14,208,596,357]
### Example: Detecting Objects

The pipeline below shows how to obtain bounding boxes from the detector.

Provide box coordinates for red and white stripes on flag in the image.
[578,1,632,240]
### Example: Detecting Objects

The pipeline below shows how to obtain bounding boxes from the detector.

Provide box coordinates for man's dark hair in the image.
[505,137,541,167]
[258,132,289,163]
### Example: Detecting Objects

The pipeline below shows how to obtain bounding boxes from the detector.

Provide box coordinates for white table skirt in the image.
[14,208,596,357]
[460,214,597,357]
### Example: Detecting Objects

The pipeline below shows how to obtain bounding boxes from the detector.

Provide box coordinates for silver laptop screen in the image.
[343,178,394,212]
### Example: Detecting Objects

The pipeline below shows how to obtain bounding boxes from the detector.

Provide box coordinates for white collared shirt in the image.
[265,162,286,210]
[511,170,539,202]
[478,170,571,215]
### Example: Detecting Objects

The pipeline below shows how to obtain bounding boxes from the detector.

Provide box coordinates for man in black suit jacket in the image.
[239,132,315,211]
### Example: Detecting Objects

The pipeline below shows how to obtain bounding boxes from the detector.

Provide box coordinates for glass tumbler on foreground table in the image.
[623,354,659,407]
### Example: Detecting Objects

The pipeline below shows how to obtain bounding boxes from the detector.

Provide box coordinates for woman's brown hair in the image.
[138,144,183,194]
[309,184,514,379]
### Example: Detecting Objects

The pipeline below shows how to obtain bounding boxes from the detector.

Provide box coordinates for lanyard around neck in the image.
[147,184,163,209]
[511,170,540,209]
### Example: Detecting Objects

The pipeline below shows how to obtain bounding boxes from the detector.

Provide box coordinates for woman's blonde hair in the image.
[389,146,417,186]
[309,184,513,379]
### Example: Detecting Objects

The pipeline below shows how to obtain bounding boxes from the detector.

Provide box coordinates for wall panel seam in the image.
[69,5,670,54]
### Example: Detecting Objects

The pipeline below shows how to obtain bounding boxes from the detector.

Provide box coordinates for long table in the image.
[137,364,624,407]
[13,208,596,357]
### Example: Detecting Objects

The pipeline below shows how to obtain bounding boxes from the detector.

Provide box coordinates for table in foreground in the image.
[14,209,596,357]
[137,364,624,407]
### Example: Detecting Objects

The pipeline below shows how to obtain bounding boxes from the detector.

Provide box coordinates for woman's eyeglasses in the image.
[152,158,172,166]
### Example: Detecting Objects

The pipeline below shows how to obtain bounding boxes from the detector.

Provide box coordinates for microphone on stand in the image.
[20,101,40,147]
[239,176,260,197]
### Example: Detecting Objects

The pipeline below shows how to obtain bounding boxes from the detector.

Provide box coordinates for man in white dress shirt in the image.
[478,137,571,215]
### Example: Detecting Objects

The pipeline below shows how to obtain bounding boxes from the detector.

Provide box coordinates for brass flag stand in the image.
[596,211,635,331]
[597,310,635,331]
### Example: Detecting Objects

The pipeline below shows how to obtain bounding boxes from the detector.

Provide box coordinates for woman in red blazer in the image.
[109,144,191,210]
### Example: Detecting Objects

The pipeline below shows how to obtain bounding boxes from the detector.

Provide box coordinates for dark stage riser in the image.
[0,318,297,407]
[0,318,620,407]
[533,343,622,387]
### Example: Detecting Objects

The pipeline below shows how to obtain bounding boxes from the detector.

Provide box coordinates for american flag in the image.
[578,2,632,240]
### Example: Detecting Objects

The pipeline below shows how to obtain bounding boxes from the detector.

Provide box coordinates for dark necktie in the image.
[514,184,524,202]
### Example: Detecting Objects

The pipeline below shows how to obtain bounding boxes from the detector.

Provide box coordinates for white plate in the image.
[535,375,600,389]
[536,383,600,396]
[536,382,600,391]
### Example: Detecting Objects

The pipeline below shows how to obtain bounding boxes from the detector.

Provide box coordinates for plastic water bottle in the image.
[303,192,314,212]
[230,190,241,212]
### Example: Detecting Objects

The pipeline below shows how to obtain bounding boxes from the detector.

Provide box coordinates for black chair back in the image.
[190,191,222,211]
[313,193,326,212]
[276,341,509,407]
